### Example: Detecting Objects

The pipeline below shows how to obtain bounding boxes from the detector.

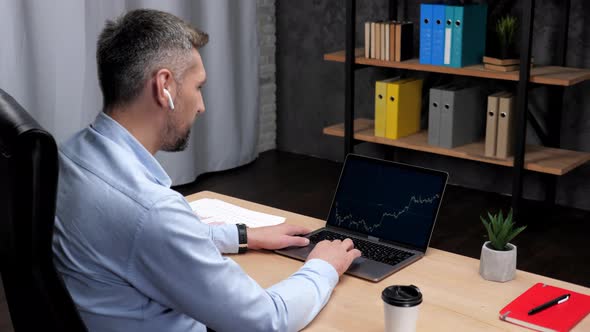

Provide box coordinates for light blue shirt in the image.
[53,112,339,332]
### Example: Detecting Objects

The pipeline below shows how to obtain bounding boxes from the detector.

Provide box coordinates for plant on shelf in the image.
[495,15,518,59]
[479,209,527,282]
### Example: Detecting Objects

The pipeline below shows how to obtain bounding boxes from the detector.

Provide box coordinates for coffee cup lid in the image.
[381,285,422,307]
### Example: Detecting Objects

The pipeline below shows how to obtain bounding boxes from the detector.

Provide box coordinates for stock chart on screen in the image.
[327,157,445,249]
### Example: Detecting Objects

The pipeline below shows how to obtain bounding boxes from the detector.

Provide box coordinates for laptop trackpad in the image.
[275,244,315,261]
[276,246,399,282]
[346,256,399,282]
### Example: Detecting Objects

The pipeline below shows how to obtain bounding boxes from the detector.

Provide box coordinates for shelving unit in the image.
[324,50,590,86]
[324,119,590,176]
[326,0,589,219]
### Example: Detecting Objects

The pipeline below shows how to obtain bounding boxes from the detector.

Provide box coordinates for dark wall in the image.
[276,0,590,211]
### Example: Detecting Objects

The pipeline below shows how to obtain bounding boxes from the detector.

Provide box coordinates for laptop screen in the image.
[326,154,448,251]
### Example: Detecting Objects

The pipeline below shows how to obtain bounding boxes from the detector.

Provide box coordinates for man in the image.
[53,9,361,332]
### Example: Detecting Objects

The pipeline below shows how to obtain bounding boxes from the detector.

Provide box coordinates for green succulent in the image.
[496,15,518,51]
[481,209,526,251]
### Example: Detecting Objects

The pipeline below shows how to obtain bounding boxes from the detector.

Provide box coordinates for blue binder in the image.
[419,4,433,64]
[450,4,488,68]
[431,4,446,65]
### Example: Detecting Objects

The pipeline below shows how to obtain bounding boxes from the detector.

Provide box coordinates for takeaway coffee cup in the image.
[381,284,423,332]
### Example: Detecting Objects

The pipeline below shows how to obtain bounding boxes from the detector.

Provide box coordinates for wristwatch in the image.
[236,223,248,254]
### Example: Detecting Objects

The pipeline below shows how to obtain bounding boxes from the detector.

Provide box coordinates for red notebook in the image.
[499,283,590,332]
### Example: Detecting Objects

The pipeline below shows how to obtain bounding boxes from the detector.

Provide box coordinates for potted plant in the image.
[495,15,518,59]
[479,209,526,282]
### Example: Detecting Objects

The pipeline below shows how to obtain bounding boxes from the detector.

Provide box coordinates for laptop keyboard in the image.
[308,230,414,266]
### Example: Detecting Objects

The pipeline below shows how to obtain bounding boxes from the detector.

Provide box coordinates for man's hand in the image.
[247,224,312,250]
[306,239,362,275]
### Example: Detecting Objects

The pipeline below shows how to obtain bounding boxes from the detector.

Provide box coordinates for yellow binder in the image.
[374,77,400,137]
[385,78,423,139]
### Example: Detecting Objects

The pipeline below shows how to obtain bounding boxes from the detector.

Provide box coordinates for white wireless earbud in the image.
[163,88,175,110]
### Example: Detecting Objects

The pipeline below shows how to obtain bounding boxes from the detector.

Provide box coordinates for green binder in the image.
[450,4,487,68]
[443,5,456,66]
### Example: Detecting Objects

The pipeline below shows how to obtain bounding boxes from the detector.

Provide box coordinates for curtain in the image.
[0,0,259,185]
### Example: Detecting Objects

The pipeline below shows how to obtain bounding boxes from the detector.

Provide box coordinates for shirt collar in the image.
[90,112,172,188]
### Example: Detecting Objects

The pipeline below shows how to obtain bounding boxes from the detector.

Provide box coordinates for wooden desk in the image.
[187,191,590,331]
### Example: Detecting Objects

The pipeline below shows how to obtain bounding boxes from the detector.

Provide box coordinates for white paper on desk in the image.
[189,198,285,228]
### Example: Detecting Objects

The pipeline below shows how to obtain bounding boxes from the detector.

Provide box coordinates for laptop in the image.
[275,154,448,282]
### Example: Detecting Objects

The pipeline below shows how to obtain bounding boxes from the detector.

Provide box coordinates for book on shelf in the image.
[375,22,381,60]
[364,20,413,62]
[484,62,534,72]
[483,56,520,66]
[484,63,519,72]
[395,21,414,61]
[483,56,535,65]
[365,22,371,58]
[389,23,395,62]
[499,283,590,332]
[383,22,388,60]
[370,22,376,58]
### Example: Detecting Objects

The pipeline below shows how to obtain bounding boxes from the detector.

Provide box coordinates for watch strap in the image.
[236,223,248,254]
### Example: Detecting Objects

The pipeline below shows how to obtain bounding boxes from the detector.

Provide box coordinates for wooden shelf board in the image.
[323,119,590,175]
[324,49,590,86]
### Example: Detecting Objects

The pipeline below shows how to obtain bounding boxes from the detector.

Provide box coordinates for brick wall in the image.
[257,0,277,152]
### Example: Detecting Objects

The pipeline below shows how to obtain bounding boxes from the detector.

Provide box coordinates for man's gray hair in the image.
[97,9,208,111]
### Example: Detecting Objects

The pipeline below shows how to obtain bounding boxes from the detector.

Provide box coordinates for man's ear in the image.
[155,69,176,109]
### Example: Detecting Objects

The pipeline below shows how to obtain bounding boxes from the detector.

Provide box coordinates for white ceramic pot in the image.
[479,241,516,282]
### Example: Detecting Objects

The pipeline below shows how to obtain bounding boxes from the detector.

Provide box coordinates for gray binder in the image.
[439,86,485,149]
[428,85,451,146]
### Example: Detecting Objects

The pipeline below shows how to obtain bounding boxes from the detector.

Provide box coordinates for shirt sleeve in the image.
[181,196,239,254]
[127,195,339,332]
[209,223,239,253]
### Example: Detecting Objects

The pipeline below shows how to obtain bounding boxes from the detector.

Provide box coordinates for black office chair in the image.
[0,89,87,331]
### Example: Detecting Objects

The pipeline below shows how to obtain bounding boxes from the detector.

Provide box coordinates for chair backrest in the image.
[0,89,87,331]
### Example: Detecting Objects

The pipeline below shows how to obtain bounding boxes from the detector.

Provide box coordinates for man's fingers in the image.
[348,248,362,260]
[341,238,355,251]
[283,224,312,236]
[283,235,310,247]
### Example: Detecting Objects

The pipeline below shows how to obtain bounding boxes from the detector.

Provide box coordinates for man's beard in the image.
[162,122,191,152]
